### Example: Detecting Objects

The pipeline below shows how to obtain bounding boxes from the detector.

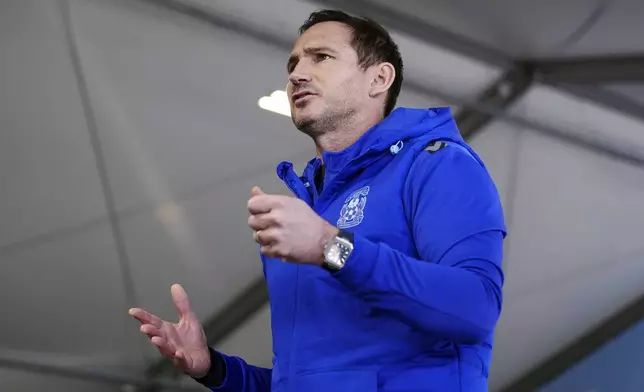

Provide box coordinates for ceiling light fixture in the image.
[258,90,291,117]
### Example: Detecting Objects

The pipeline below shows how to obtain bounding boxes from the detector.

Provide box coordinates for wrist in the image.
[316,223,340,266]
[192,347,226,387]
[190,347,213,378]
[191,365,210,379]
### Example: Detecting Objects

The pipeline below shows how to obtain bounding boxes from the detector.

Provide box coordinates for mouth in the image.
[291,91,316,104]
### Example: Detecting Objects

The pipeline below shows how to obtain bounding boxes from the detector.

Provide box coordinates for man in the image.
[129,9,506,392]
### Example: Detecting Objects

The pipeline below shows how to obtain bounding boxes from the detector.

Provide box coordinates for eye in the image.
[315,53,332,62]
[287,61,296,74]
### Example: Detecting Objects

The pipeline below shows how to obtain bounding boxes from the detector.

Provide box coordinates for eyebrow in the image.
[287,46,338,72]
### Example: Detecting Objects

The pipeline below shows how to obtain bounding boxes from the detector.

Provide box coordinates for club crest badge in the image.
[337,186,370,229]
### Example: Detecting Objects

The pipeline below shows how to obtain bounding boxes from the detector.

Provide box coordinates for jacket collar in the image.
[277,107,459,203]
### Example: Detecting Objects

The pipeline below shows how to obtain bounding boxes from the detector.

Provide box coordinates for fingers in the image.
[150,335,178,358]
[129,288,194,369]
[253,227,280,246]
[128,308,163,328]
[247,194,284,215]
[170,284,193,319]
[257,229,287,258]
[138,321,173,355]
[140,323,161,338]
[251,186,265,196]
[141,324,172,357]
[248,212,280,231]
[247,196,272,215]
[138,320,182,361]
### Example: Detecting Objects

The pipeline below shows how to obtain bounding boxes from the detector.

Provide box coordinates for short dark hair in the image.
[298,9,404,117]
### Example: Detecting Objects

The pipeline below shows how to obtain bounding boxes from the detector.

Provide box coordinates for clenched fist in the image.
[247,186,339,265]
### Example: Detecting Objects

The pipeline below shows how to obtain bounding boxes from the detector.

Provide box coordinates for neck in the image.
[314,110,383,157]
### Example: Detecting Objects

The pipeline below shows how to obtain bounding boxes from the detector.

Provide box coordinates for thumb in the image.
[251,186,265,196]
[170,283,193,319]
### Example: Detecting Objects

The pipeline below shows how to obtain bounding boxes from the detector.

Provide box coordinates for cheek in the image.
[322,73,352,93]
[335,77,366,105]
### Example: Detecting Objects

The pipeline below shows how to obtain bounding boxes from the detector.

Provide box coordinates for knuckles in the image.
[269,210,283,225]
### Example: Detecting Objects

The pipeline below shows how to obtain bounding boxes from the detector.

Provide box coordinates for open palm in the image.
[129,284,211,377]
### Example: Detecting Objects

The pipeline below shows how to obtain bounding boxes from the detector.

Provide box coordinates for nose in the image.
[288,69,311,86]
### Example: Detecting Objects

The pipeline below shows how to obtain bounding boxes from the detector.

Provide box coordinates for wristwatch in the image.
[322,229,354,271]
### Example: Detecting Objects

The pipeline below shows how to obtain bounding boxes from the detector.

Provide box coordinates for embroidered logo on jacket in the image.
[337,186,370,229]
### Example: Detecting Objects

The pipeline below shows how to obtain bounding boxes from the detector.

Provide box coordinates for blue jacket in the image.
[210,107,506,391]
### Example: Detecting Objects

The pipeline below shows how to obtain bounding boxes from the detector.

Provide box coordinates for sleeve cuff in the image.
[193,348,244,391]
[330,232,379,290]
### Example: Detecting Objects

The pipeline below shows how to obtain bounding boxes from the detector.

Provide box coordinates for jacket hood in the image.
[320,106,461,172]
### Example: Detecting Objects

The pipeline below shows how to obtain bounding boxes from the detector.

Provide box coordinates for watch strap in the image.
[337,229,354,243]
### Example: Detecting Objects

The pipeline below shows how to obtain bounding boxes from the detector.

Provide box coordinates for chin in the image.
[293,115,316,132]
[292,108,319,130]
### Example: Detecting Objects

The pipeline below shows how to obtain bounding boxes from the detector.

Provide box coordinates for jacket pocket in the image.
[292,369,378,392]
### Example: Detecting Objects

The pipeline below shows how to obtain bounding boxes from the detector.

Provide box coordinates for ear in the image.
[368,62,396,98]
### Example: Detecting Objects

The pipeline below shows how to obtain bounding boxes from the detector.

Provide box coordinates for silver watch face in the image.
[326,244,342,265]
[324,236,353,269]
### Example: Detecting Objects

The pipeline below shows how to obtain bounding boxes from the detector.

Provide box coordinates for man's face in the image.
[286,22,369,135]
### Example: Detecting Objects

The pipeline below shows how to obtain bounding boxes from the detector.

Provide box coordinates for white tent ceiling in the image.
[2,0,644,391]
[368,0,644,58]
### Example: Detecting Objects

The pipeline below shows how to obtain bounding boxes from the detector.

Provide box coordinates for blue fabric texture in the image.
[210,107,506,391]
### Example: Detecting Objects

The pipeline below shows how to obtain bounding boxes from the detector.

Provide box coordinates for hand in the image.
[247,186,339,265]
[129,284,211,378]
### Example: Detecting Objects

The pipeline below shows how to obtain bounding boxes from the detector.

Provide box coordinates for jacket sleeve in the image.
[193,348,272,392]
[330,142,506,344]
[194,261,273,392]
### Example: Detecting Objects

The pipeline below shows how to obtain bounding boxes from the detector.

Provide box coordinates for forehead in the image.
[291,21,354,54]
